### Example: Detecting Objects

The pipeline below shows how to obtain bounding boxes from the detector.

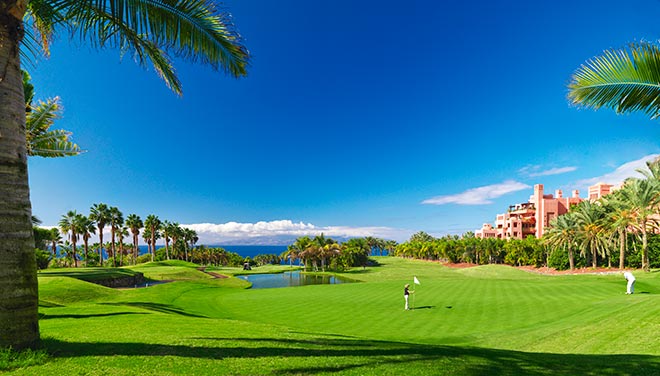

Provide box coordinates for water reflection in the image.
[239,270,352,289]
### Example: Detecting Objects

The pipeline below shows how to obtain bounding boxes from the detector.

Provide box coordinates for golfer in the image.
[624,271,636,294]
[404,284,414,310]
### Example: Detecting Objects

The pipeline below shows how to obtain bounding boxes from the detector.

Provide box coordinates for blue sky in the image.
[27,0,660,244]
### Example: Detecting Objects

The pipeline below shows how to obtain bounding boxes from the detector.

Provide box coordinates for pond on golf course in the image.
[238,270,354,289]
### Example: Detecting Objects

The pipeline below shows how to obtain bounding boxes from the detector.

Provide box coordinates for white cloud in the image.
[519,165,577,177]
[575,154,660,188]
[528,166,577,177]
[421,180,531,205]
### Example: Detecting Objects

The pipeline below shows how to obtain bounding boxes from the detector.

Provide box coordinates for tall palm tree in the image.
[117,226,129,266]
[292,236,313,272]
[573,201,609,268]
[48,227,62,260]
[108,206,123,267]
[59,210,81,268]
[602,190,636,269]
[619,178,660,271]
[281,245,299,268]
[78,215,96,267]
[543,212,579,270]
[162,221,179,260]
[125,214,143,265]
[568,42,660,119]
[144,215,162,262]
[1,0,249,349]
[182,227,198,262]
[89,203,111,265]
[169,224,184,260]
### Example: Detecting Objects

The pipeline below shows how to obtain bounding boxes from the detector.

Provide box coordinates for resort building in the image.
[475,183,615,240]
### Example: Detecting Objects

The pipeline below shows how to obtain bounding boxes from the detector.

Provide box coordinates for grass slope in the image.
[6,258,660,375]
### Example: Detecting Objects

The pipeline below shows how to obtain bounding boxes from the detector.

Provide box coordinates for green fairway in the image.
[8,258,660,375]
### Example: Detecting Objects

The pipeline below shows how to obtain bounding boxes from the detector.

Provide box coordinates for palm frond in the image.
[568,42,660,119]
[26,97,84,157]
[30,136,84,157]
[54,0,249,94]
[26,97,61,138]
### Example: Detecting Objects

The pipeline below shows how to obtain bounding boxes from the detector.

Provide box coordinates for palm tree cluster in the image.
[394,231,518,265]
[46,203,201,268]
[545,160,660,271]
[183,245,245,267]
[281,235,397,272]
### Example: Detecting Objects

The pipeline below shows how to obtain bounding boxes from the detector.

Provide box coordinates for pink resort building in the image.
[475,183,615,240]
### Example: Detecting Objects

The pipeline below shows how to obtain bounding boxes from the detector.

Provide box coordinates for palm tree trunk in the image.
[592,247,597,268]
[111,227,117,267]
[165,237,170,260]
[642,227,649,272]
[70,233,78,268]
[0,4,40,348]
[619,228,626,269]
[98,225,104,265]
[568,249,575,270]
[150,231,155,262]
[132,233,138,265]
[84,239,89,267]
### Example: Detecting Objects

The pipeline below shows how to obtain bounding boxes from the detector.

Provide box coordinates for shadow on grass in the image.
[39,301,64,308]
[99,302,207,318]
[39,312,149,320]
[411,305,434,310]
[40,336,660,375]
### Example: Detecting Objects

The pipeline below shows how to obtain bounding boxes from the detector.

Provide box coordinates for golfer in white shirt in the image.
[624,271,636,294]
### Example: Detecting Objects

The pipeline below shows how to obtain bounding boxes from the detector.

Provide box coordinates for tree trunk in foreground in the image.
[0,0,40,349]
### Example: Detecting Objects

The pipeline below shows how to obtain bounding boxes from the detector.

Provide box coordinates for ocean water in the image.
[137,244,288,259]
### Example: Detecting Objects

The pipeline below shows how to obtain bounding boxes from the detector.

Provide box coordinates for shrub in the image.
[34,249,51,270]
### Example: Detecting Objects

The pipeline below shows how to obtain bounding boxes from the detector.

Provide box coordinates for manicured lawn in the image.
[7,258,660,375]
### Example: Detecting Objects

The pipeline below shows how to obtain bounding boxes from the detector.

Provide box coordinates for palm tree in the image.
[59,211,81,268]
[543,212,579,270]
[117,226,129,266]
[1,0,249,349]
[364,236,377,257]
[23,70,82,157]
[573,201,609,268]
[281,245,299,267]
[182,228,198,262]
[602,190,636,269]
[144,215,162,262]
[568,42,660,119]
[618,178,660,271]
[342,237,371,269]
[89,203,111,265]
[169,224,184,260]
[162,221,180,260]
[108,206,123,267]
[125,214,143,265]
[383,239,398,256]
[48,228,62,260]
[292,236,313,272]
[79,215,96,267]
